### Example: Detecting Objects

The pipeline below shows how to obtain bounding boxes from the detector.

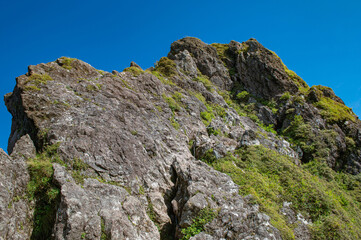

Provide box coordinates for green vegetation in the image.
[170,116,180,130]
[211,43,229,59]
[200,110,214,126]
[181,207,217,240]
[124,66,144,76]
[71,157,89,185]
[60,57,76,70]
[284,68,309,94]
[236,91,250,102]
[193,74,213,91]
[280,91,291,101]
[205,145,361,240]
[24,73,53,91]
[24,85,41,91]
[27,143,62,239]
[86,84,98,91]
[154,57,178,77]
[162,93,181,112]
[100,217,109,240]
[313,95,355,123]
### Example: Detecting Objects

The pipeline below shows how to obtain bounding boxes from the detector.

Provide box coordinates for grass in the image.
[193,74,214,91]
[27,143,63,240]
[24,73,53,91]
[124,66,144,76]
[170,116,180,130]
[314,96,356,123]
[211,43,229,59]
[154,57,178,77]
[59,57,76,70]
[162,93,181,112]
[206,145,361,240]
[180,207,217,240]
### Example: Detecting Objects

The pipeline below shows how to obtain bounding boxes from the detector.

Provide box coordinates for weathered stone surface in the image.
[0,135,35,240]
[2,37,361,239]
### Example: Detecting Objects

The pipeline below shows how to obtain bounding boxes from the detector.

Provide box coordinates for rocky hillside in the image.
[1,37,361,240]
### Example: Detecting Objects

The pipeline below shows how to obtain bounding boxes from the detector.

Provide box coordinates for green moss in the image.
[162,94,181,112]
[280,92,291,101]
[284,68,309,93]
[124,66,144,76]
[154,57,178,77]
[100,217,109,240]
[180,207,217,240]
[149,70,176,86]
[70,158,89,185]
[59,57,76,70]
[170,116,180,130]
[24,85,41,91]
[211,43,229,59]
[236,91,250,102]
[207,127,221,136]
[314,96,356,123]
[25,73,53,89]
[193,74,214,91]
[27,143,62,240]
[86,84,97,91]
[208,145,361,239]
[200,110,214,126]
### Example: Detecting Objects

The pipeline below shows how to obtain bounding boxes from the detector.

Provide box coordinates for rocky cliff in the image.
[1,37,361,240]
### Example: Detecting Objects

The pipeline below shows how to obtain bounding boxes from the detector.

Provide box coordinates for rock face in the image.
[1,37,361,239]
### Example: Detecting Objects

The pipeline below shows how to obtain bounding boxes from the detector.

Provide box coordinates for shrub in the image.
[124,66,144,76]
[209,145,361,239]
[200,111,214,126]
[59,57,76,70]
[193,74,213,91]
[236,91,250,102]
[181,207,217,240]
[314,96,355,123]
[154,57,177,77]
[280,92,291,101]
[27,143,62,239]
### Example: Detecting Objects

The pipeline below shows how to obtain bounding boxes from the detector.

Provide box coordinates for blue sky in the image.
[1,0,360,152]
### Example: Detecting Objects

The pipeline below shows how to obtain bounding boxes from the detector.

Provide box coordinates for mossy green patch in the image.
[180,207,217,240]
[124,66,144,76]
[208,145,361,239]
[27,143,62,240]
[162,94,181,112]
[154,57,178,77]
[24,73,53,90]
[193,74,214,91]
[211,43,229,59]
[314,96,356,123]
[59,57,76,70]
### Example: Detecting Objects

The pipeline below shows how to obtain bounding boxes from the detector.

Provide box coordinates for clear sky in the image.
[1,0,360,153]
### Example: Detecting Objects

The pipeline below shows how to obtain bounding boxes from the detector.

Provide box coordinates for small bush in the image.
[193,74,213,91]
[154,57,177,77]
[200,111,214,126]
[236,91,250,102]
[124,66,144,76]
[181,207,217,240]
[280,92,291,101]
[59,57,76,70]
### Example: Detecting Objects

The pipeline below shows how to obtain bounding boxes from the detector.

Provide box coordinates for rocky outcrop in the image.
[0,135,35,240]
[1,37,361,239]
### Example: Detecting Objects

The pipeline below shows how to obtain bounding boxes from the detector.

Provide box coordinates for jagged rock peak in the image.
[1,37,361,240]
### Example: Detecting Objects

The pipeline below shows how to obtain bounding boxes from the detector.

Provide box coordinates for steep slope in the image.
[1,37,361,240]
